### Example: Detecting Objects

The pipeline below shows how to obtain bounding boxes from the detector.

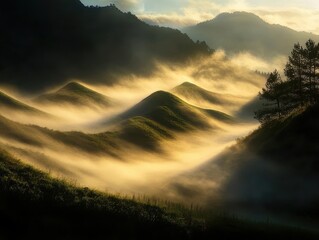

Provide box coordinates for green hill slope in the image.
[0,114,120,157]
[0,91,49,117]
[1,149,318,240]
[109,91,234,131]
[0,149,186,240]
[35,81,114,108]
[175,104,319,219]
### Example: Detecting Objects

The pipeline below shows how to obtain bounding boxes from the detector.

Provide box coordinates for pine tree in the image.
[303,39,319,103]
[255,70,285,123]
[284,43,305,105]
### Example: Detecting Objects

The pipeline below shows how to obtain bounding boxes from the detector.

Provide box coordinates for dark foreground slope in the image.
[0,150,186,240]
[175,104,319,221]
[0,0,210,93]
[1,150,318,240]
[221,104,319,216]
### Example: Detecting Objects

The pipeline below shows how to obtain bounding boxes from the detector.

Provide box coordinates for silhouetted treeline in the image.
[255,39,319,123]
[0,0,210,93]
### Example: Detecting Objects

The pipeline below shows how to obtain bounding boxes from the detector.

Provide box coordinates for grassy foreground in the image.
[0,149,318,240]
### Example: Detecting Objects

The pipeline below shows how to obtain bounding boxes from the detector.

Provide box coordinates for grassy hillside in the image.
[183,12,319,59]
[117,116,174,151]
[0,91,49,117]
[0,0,210,93]
[169,104,319,232]
[179,104,319,219]
[0,112,169,155]
[1,149,318,240]
[0,114,123,157]
[35,81,114,108]
[222,105,319,217]
[108,91,234,131]
[0,149,187,240]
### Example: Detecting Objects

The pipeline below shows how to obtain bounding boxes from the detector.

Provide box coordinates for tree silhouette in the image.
[256,39,319,123]
[255,70,285,123]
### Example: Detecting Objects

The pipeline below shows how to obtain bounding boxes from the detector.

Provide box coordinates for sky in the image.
[80,0,319,34]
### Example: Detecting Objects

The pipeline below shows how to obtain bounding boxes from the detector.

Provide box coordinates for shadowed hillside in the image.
[0,0,210,93]
[1,149,318,240]
[183,12,319,59]
[173,104,319,221]
[35,81,114,108]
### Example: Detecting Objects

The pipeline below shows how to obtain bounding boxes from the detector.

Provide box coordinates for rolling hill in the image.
[183,12,319,59]
[0,0,210,93]
[35,81,114,108]
[0,90,50,118]
[172,82,247,110]
[0,114,121,158]
[106,91,234,131]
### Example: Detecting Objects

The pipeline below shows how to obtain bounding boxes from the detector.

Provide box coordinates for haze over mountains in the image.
[2,0,319,238]
[172,82,248,113]
[35,81,114,109]
[183,12,319,59]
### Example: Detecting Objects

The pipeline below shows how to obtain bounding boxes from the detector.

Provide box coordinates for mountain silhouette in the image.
[183,12,319,59]
[0,0,210,93]
[35,81,113,108]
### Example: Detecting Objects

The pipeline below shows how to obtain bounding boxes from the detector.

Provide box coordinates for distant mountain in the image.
[183,12,319,59]
[0,91,49,117]
[0,0,210,93]
[172,82,246,109]
[35,82,113,108]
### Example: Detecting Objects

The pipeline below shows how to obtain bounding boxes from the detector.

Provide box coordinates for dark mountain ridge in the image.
[0,0,210,93]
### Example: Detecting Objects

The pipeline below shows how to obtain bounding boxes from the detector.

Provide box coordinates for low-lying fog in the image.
[0,51,282,202]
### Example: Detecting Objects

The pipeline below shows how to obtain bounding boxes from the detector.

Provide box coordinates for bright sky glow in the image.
[80,0,319,34]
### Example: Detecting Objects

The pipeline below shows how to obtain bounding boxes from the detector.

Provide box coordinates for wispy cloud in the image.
[80,1,319,34]
[138,1,319,34]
